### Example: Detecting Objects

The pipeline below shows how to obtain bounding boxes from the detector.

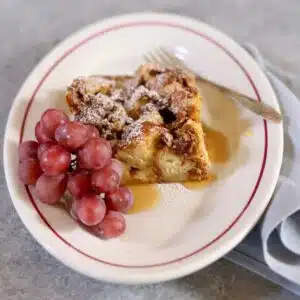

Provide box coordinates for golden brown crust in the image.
[66,64,210,183]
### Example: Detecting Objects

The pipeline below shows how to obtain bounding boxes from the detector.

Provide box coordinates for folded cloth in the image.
[244,44,300,284]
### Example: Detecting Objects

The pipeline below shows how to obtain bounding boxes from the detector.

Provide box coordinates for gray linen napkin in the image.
[244,44,300,284]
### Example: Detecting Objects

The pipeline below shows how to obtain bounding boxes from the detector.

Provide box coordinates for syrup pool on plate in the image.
[203,124,230,164]
[127,184,160,214]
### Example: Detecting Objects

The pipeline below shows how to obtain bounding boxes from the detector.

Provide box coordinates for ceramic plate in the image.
[4,13,283,284]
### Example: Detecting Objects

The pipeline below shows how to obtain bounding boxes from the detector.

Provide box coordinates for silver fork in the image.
[144,48,282,123]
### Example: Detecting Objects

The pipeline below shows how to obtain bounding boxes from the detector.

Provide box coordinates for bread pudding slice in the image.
[66,64,210,184]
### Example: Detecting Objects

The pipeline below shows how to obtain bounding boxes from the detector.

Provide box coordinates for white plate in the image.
[4,13,283,284]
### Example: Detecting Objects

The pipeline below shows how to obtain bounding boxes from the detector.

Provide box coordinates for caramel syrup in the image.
[203,124,230,164]
[127,184,160,214]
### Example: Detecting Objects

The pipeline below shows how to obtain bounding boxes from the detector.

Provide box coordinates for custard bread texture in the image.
[66,64,210,183]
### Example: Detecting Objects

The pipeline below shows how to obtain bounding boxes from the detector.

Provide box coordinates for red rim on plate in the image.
[19,21,268,268]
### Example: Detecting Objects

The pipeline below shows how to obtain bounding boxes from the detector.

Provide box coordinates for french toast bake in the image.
[66,64,210,184]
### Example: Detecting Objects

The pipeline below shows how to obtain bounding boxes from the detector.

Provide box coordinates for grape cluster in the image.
[18,108,133,239]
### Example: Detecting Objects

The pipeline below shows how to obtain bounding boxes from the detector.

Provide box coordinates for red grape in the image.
[69,199,79,221]
[35,173,67,204]
[106,187,134,213]
[90,211,126,239]
[18,158,42,185]
[40,109,69,138]
[106,159,124,178]
[18,141,39,161]
[65,196,79,221]
[55,121,89,151]
[37,141,56,160]
[74,194,106,226]
[40,145,71,175]
[67,170,93,198]
[91,168,120,193]
[35,121,53,143]
[86,125,100,139]
[77,138,112,170]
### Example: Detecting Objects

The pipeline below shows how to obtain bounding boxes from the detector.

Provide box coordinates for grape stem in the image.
[68,158,77,172]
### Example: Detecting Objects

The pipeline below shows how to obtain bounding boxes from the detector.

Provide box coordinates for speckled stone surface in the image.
[1,1,300,299]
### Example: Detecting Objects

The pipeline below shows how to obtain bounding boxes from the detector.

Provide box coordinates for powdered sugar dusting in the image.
[122,121,143,143]
[67,64,196,145]
[110,88,124,102]
[125,85,166,110]
[75,93,132,139]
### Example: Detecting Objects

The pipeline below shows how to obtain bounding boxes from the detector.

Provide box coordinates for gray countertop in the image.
[1,1,300,299]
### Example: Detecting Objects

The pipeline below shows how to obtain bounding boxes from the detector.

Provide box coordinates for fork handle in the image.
[195,75,282,123]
